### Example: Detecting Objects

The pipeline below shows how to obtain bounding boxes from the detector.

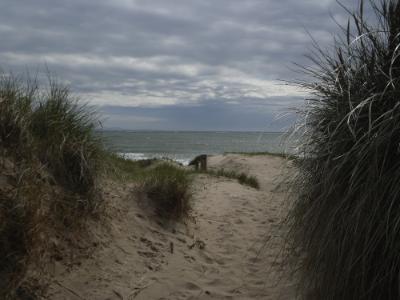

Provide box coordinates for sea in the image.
[100,130,288,165]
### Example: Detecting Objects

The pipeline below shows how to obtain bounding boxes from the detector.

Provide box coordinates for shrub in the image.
[141,163,192,219]
[288,1,400,299]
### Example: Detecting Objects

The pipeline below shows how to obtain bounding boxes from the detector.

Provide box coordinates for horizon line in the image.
[98,128,287,133]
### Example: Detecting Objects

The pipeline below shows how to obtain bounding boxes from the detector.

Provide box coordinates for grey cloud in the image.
[100,97,300,131]
[0,0,361,130]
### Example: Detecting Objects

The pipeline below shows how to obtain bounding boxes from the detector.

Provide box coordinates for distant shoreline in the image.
[118,150,289,166]
[100,131,286,164]
[97,128,286,134]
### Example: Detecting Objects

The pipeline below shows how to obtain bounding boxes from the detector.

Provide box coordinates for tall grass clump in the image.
[140,163,192,219]
[0,73,36,155]
[237,172,259,189]
[0,71,104,203]
[31,77,103,200]
[0,70,105,297]
[287,1,400,299]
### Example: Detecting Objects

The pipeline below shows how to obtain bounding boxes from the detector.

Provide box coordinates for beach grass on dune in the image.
[1,72,105,201]
[105,153,158,181]
[105,154,192,220]
[0,71,105,298]
[200,168,260,189]
[287,1,400,299]
[0,74,35,156]
[139,163,192,219]
[30,78,103,198]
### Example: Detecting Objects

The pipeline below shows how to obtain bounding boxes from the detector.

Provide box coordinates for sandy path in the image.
[46,154,294,300]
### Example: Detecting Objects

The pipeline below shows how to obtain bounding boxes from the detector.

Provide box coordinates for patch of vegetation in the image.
[0,163,47,299]
[0,71,105,298]
[202,168,260,189]
[105,153,157,181]
[0,72,104,204]
[30,78,103,199]
[0,73,35,157]
[287,1,400,299]
[140,163,192,219]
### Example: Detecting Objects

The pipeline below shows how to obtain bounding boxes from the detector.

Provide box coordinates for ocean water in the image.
[100,130,286,165]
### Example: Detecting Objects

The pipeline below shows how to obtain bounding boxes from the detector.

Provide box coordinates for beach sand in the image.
[45,154,295,299]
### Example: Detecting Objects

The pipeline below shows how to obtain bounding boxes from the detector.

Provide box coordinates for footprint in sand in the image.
[138,251,157,258]
[184,281,202,291]
[139,237,161,252]
[184,254,196,263]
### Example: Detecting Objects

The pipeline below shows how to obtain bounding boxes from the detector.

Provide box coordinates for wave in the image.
[119,152,147,161]
[118,152,191,166]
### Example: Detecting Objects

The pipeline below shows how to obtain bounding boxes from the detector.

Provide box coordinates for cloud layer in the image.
[0,0,356,130]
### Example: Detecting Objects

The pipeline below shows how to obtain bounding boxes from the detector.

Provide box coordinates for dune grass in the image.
[0,72,104,200]
[0,71,105,298]
[30,78,103,198]
[105,153,158,181]
[105,154,192,220]
[0,73,35,157]
[139,163,192,219]
[0,163,47,299]
[201,168,260,189]
[287,1,400,299]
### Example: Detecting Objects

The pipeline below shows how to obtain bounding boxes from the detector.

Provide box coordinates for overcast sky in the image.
[0,0,357,131]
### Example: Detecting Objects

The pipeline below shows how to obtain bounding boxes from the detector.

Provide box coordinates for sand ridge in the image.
[45,154,294,299]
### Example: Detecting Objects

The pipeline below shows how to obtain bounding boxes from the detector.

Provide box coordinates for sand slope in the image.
[45,154,294,300]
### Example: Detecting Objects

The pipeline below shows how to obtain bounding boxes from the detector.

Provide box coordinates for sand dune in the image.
[46,154,294,300]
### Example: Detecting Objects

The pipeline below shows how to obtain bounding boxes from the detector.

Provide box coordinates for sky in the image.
[0,0,357,131]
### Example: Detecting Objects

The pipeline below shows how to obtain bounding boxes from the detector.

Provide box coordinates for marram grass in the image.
[203,168,260,189]
[140,163,192,219]
[287,1,400,299]
[0,71,105,298]
[31,77,103,198]
[0,72,105,203]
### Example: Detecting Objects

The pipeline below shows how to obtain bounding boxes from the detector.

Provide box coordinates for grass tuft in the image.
[287,1,400,299]
[203,168,260,189]
[105,153,158,181]
[0,73,35,156]
[140,163,192,219]
[237,172,260,189]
